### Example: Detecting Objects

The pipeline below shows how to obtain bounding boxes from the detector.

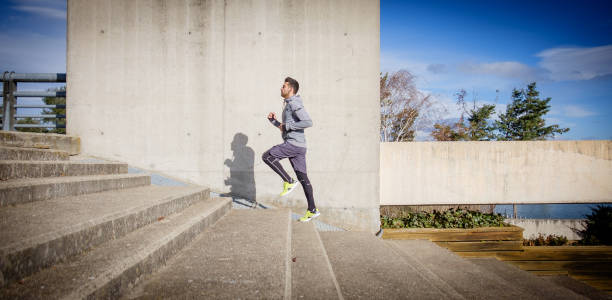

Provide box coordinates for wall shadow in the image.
[223,133,257,207]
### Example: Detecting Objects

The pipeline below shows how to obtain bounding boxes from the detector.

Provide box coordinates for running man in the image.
[262,77,319,222]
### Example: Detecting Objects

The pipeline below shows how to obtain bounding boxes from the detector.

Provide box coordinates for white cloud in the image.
[12,5,66,19]
[381,52,520,94]
[537,45,612,81]
[458,61,545,81]
[562,105,597,118]
[427,64,447,74]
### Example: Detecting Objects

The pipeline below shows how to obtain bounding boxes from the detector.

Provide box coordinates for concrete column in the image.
[67,0,380,232]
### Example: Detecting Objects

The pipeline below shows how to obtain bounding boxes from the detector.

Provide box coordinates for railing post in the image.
[2,77,17,131]
[2,80,7,130]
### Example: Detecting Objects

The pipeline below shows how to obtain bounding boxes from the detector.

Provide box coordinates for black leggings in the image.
[262,151,316,212]
[296,171,316,213]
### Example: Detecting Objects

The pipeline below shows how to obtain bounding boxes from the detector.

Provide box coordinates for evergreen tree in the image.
[42,86,66,134]
[495,82,568,140]
[467,104,496,141]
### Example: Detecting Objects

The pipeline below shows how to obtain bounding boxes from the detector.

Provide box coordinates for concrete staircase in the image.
[0,132,231,298]
[1,131,609,299]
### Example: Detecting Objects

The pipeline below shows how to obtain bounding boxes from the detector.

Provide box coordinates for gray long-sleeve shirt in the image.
[268,95,313,148]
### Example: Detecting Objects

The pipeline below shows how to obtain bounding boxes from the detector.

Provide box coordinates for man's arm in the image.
[268,118,281,128]
[284,104,313,130]
[268,112,284,131]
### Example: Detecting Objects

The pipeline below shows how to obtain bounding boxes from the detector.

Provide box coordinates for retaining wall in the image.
[381,141,612,206]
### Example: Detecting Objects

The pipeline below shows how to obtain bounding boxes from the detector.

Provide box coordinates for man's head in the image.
[281,77,299,98]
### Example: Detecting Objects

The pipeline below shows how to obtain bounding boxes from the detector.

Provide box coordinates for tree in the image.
[42,86,66,134]
[466,104,496,141]
[431,122,466,141]
[495,82,568,140]
[431,89,495,141]
[380,70,434,142]
[577,205,612,245]
[16,117,44,133]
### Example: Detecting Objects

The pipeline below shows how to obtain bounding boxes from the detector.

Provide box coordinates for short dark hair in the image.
[284,77,299,94]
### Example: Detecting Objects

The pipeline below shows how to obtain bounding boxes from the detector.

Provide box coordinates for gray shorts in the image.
[266,141,307,174]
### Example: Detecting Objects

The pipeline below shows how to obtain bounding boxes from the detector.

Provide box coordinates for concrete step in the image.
[469,257,586,299]
[0,146,69,161]
[0,185,210,287]
[384,239,530,299]
[319,232,449,299]
[0,173,151,207]
[291,222,342,299]
[0,131,80,155]
[124,209,292,299]
[0,197,232,299]
[543,276,612,300]
[384,241,465,300]
[0,160,127,180]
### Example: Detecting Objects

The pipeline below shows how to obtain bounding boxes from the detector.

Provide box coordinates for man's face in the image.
[280,82,292,98]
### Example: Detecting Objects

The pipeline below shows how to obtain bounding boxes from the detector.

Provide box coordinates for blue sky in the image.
[382,0,612,140]
[0,0,66,110]
[1,0,611,140]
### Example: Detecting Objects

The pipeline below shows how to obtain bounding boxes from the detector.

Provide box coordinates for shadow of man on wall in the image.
[223,133,256,206]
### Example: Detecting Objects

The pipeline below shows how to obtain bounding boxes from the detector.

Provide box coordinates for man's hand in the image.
[279,123,284,132]
[268,112,282,131]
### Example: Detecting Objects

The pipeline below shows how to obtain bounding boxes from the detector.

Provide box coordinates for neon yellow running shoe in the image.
[299,209,320,222]
[280,181,298,197]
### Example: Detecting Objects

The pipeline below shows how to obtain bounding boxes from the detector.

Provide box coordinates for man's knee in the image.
[262,150,270,162]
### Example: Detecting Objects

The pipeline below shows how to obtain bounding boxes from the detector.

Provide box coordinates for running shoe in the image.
[299,209,320,222]
[280,180,298,197]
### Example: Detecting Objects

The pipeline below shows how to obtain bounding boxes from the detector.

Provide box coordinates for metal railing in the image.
[1,72,66,131]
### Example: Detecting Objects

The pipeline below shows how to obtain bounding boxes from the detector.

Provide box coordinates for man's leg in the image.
[296,171,316,212]
[288,146,319,221]
[262,149,293,183]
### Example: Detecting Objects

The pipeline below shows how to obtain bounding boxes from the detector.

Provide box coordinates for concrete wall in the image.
[381,141,612,206]
[505,219,584,240]
[67,0,380,232]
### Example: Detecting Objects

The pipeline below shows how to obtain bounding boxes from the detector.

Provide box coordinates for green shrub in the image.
[577,205,612,245]
[523,234,568,246]
[380,208,507,229]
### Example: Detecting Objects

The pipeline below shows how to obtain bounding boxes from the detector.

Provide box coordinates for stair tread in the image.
[387,239,530,299]
[0,173,148,189]
[0,160,128,180]
[0,185,205,252]
[319,232,448,299]
[469,257,587,299]
[0,160,125,165]
[291,222,341,299]
[1,197,231,299]
[0,173,151,207]
[124,209,291,299]
[0,146,70,161]
[0,131,80,155]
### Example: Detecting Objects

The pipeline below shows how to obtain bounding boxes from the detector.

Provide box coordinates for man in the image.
[262,77,319,222]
